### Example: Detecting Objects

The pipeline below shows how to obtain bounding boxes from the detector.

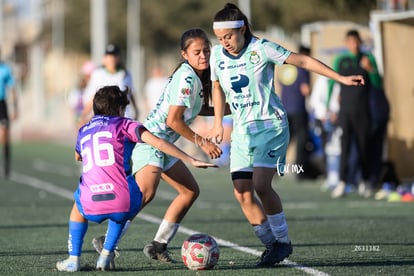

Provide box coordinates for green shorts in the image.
[131,143,179,174]
[230,126,289,175]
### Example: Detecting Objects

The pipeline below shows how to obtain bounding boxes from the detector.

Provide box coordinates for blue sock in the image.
[104,220,126,252]
[68,221,88,256]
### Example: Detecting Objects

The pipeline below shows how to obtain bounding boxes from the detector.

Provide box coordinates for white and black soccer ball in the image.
[181,233,220,270]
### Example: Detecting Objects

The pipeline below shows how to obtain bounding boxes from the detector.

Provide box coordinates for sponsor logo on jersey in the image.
[233,93,252,100]
[155,150,163,159]
[217,61,246,70]
[230,74,249,93]
[267,150,276,158]
[90,183,114,193]
[218,61,225,70]
[231,101,260,111]
[181,87,191,95]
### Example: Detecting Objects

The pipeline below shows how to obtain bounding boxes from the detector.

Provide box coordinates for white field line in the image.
[9,170,329,276]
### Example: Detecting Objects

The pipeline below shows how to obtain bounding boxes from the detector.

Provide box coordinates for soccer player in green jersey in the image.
[93,28,222,263]
[209,3,365,267]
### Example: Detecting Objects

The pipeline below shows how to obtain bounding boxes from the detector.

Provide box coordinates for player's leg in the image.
[332,115,352,198]
[352,114,372,197]
[136,164,162,209]
[96,219,127,271]
[229,132,281,266]
[56,203,88,272]
[251,128,292,266]
[143,160,199,263]
[252,167,292,266]
[0,100,10,178]
[0,116,10,178]
[92,145,162,254]
[0,125,7,178]
[231,172,277,256]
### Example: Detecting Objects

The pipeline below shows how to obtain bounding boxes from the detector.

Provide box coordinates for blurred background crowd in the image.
[1,0,414,201]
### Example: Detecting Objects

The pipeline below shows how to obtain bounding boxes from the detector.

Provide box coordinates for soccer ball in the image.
[181,233,220,270]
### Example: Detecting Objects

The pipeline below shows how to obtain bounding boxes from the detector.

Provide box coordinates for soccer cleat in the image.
[92,235,120,257]
[92,235,105,254]
[358,182,373,198]
[96,252,115,271]
[143,241,177,263]
[256,241,293,267]
[331,181,346,198]
[56,258,80,272]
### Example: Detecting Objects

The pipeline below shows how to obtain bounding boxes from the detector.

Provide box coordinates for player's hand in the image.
[207,124,224,145]
[191,159,219,169]
[340,75,365,86]
[199,140,223,160]
[360,56,374,73]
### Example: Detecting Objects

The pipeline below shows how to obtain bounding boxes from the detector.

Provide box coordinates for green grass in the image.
[1,142,413,275]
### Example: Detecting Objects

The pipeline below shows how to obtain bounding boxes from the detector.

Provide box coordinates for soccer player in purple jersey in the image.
[56,86,216,272]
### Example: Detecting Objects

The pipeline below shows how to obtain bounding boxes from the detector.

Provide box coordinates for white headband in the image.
[213,20,244,29]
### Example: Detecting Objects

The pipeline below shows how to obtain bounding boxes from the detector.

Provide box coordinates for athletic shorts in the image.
[74,175,142,224]
[131,142,179,174]
[0,100,9,127]
[230,126,289,175]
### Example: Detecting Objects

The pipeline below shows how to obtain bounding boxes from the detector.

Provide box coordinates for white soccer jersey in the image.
[84,66,135,118]
[211,37,291,134]
[143,62,203,143]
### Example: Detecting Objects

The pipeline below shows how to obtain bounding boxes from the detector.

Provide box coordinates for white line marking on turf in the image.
[10,171,329,276]
[30,159,320,210]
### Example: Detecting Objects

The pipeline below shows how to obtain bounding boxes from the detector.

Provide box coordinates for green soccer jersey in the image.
[143,62,203,143]
[211,37,291,134]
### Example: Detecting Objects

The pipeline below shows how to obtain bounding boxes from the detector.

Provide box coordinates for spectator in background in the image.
[309,75,341,191]
[68,60,95,128]
[0,48,18,178]
[81,44,139,124]
[330,29,382,198]
[279,45,312,180]
[144,66,168,116]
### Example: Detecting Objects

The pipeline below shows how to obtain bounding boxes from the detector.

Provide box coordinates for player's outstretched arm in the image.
[140,129,218,169]
[286,52,365,86]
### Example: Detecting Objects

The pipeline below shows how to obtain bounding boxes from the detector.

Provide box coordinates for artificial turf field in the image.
[1,142,413,275]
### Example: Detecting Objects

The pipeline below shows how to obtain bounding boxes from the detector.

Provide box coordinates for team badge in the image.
[181,88,191,96]
[249,51,261,64]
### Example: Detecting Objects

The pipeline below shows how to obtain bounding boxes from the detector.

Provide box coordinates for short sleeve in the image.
[167,69,195,108]
[210,45,220,82]
[262,40,291,66]
[123,119,146,143]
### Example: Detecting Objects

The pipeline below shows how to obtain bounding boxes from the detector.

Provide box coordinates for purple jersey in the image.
[75,115,145,215]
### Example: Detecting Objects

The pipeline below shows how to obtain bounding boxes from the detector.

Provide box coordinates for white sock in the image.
[267,212,290,243]
[68,255,79,262]
[154,219,179,244]
[253,221,276,250]
[101,249,110,256]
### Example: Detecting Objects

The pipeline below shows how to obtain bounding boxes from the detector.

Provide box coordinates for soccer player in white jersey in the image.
[209,3,365,267]
[56,86,215,272]
[80,44,139,125]
[92,29,222,263]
